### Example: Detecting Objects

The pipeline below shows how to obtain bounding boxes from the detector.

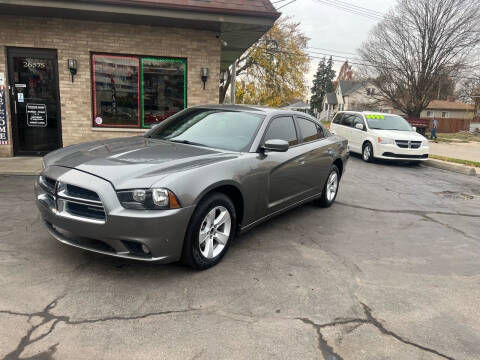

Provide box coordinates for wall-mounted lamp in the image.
[67,59,78,83]
[200,67,209,90]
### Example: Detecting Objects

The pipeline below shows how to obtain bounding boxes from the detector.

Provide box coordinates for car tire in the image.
[315,165,340,208]
[181,192,236,270]
[362,142,374,163]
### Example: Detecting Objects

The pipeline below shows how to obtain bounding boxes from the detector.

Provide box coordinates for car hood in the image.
[370,129,426,141]
[44,137,238,189]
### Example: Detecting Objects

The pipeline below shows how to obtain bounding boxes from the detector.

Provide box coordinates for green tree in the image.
[220,17,309,106]
[310,57,335,113]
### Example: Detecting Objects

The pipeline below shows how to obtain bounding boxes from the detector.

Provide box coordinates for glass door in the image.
[7,48,62,156]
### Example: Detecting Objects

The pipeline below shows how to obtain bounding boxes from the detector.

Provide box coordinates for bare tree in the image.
[457,72,480,118]
[359,0,480,117]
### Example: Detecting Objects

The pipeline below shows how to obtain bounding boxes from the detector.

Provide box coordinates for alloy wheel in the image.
[199,206,231,259]
[363,145,371,161]
[326,171,338,202]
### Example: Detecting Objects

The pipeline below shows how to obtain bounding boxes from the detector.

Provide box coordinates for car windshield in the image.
[365,114,412,131]
[145,109,265,152]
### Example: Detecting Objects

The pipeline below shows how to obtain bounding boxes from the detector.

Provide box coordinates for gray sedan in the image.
[35,105,349,269]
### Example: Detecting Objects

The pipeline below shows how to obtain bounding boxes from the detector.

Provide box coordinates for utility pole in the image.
[230,59,237,104]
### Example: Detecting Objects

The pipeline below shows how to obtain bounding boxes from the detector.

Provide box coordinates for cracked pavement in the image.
[0,157,479,359]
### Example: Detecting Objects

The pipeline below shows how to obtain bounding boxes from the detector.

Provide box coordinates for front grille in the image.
[38,176,106,222]
[66,184,101,202]
[66,202,106,220]
[39,176,56,194]
[383,152,428,159]
[395,140,422,149]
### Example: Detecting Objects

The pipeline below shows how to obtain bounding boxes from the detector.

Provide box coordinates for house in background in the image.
[421,100,474,120]
[320,80,379,120]
[282,100,310,113]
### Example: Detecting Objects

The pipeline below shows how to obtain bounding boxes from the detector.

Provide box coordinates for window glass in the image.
[298,118,320,143]
[332,113,343,124]
[365,114,412,131]
[92,54,187,128]
[142,58,186,127]
[264,116,298,146]
[93,55,140,127]
[341,114,355,127]
[146,109,264,152]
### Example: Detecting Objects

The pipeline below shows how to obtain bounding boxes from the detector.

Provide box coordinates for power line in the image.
[256,46,480,81]
[276,0,297,10]
[313,0,384,21]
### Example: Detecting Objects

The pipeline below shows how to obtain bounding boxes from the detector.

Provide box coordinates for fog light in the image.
[141,244,150,254]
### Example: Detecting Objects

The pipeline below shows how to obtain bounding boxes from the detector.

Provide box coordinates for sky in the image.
[278,0,397,97]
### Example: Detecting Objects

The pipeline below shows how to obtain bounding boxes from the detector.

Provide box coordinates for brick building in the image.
[0,0,279,157]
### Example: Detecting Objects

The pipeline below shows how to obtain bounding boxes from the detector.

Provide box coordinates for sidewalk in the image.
[0,157,43,175]
[429,141,480,163]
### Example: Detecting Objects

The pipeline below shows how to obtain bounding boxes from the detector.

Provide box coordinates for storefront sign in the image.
[26,103,47,127]
[0,77,8,145]
[17,93,24,103]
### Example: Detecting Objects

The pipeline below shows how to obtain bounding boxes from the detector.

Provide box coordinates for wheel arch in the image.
[332,158,344,178]
[194,181,245,227]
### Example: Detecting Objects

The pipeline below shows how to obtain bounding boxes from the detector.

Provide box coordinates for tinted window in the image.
[146,109,264,152]
[264,116,298,146]
[332,113,343,124]
[298,118,320,143]
[341,114,355,127]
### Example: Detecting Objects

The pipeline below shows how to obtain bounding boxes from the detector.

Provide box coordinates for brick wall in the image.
[0,15,221,156]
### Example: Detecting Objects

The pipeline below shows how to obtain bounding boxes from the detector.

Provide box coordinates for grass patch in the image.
[430,154,480,168]
[427,132,480,143]
[321,120,330,129]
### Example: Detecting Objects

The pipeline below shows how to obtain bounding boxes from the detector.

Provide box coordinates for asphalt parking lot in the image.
[1,157,479,360]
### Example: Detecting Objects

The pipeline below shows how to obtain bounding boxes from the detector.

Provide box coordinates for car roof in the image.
[338,110,397,116]
[193,104,318,119]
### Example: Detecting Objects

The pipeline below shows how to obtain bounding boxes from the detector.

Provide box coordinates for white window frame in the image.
[441,111,449,118]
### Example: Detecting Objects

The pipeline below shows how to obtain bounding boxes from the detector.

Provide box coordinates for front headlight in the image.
[422,139,429,147]
[117,188,180,210]
[377,137,395,145]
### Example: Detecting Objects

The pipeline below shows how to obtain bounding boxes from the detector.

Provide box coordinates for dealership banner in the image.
[0,72,8,145]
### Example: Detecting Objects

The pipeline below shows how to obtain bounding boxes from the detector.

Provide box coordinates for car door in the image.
[330,112,344,136]
[294,116,332,195]
[261,115,310,212]
[339,113,355,149]
[349,114,367,153]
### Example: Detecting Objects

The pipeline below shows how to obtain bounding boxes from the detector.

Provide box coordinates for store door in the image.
[7,48,62,156]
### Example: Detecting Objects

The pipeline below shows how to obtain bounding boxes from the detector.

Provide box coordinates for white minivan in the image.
[330,111,429,162]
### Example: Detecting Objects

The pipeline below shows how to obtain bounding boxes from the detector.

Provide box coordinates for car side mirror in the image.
[412,126,417,132]
[355,123,365,130]
[262,139,289,152]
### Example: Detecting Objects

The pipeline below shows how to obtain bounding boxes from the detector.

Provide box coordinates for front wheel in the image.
[181,192,236,270]
[362,143,374,162]
[315,165,340,208]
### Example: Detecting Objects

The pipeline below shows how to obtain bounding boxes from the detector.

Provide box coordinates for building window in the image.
[426,111,434,117]
[92,54,187,128]
[441,111,449,118]
[324,103,328,111]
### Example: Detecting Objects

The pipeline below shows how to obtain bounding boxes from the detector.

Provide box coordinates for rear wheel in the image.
[362,142,374,162]
[315,165,340,208]
[181,192,236,270]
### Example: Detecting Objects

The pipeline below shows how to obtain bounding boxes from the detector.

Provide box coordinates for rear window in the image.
[297,118,321,143]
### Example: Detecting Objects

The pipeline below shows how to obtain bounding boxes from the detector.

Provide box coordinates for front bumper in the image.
[373,143,429,161]
[35,166,195,262]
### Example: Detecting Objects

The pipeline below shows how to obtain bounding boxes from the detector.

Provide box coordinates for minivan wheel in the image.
[362,143,374,162]
[315,165,340,208]
[181,192,236,270]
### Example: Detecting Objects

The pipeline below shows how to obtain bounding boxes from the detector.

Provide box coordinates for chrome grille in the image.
[395,140,422,149]
[38,176,106,223]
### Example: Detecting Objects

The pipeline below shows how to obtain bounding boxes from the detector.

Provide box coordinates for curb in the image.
[423,159,477,176]
[0,171,41,176]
